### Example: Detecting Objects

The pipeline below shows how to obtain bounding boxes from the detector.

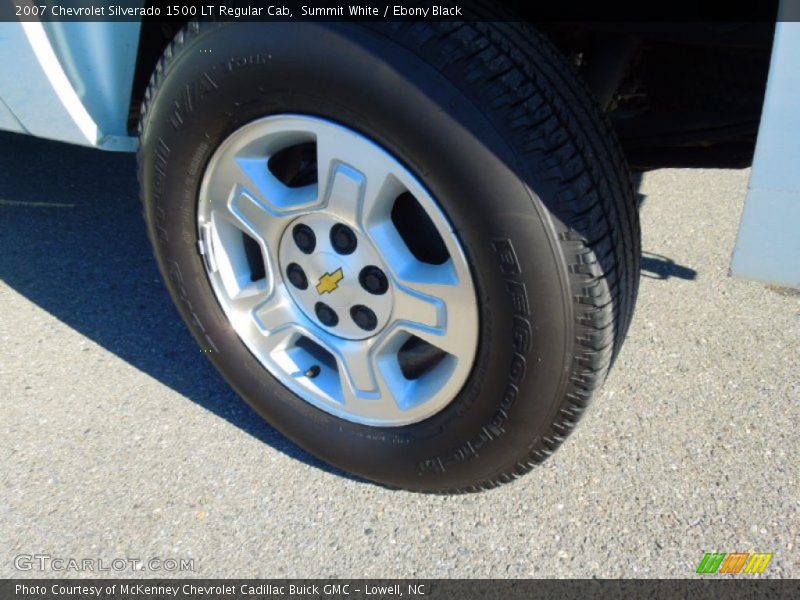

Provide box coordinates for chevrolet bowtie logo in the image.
[316,268,344,295]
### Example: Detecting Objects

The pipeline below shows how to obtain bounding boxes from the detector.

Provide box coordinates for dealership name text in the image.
[16,584,416,597]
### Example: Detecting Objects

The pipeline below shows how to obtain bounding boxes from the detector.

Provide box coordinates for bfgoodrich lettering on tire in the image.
[138,21,640,492]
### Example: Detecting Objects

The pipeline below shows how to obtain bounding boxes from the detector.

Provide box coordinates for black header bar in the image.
[0,0,786,23]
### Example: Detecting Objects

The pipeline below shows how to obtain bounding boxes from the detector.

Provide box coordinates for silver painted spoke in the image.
[221,189,286,250]
[235,156,318,211]
[316,131,397,227]
[256,321,300,356]
[331,338,384,400]
[387,262,471,356]
[204,126,319,218]
[393,283,444,329]
[244,293,309,362]
[316,157,363,224]
[205,152,269,212]
[226,282,269,315]
[393,287,466,357]
[252,291,298,336]
[302,332,408,420]
[220,286,300,355]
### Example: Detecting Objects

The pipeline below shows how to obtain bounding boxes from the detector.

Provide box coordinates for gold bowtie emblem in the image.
[316,268,344,295]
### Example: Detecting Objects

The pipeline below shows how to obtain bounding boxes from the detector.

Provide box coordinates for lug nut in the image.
[315,302,339,327]
[359,265,388,295]
[330,224,357,255]
[286,263,308,290]
[350,305,378,331]
[292,223,316,254]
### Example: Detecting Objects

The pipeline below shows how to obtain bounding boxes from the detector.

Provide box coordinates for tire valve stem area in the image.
[304,365,321,379]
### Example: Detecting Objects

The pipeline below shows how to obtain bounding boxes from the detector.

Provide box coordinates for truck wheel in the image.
[138,21,640,492]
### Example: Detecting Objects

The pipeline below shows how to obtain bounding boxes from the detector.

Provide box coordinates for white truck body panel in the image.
[730,21,800,289]
[0,20,139,150]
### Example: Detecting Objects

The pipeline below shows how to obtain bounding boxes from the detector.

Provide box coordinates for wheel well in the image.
[537,21,776,169]
[128,18,776,170]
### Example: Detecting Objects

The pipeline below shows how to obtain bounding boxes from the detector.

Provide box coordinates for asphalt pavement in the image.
[1,131,797,578]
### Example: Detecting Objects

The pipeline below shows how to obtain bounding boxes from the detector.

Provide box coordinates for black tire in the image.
[138,20,640,492]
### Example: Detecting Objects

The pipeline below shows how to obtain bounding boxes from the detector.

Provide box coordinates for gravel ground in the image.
[1,132,797,578]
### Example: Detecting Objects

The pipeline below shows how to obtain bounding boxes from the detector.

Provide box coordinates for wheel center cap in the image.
[279,215,394,340]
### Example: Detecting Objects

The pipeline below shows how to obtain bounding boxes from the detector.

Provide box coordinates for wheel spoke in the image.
[224,188,287,251]
[332,338,418,421]
[226,281,269,314]
[321,162,365,224]
[252,290,300,339]
[321,336,384,400]
[221,285,303,356]
[205,143,318,218]
[240,293,310,368]
[391,272,476,357]
[235,156,318,211]
[393,283,444,330]
[316,132,397,227]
